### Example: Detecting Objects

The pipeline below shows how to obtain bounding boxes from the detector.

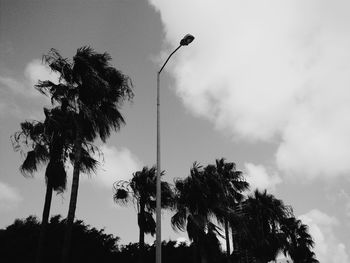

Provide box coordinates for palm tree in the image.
[229,201,253,262]
[12,106,98,263]
[113,166,173,263]
[205,158,249,260]
[172,163,226,263]
[281,217,319,263]
[37,47,133,263]
[239,190,291,263]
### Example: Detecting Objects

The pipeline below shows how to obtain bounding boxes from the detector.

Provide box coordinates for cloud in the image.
[0,181,22,211]
[90,145,143,188]
[0,76,27,96]
[299,209,349,263]
[24,59,59,89]
[0,59,57,117]
[244,163,281,193]
[326,189,350,218]
[149,0,350,180]
[0,59,58,98]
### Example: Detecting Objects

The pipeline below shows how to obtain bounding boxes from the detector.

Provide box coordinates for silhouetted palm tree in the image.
[239,190,291,263]
[205,158,249,260]
[281,217,319,263]
[113,166,173,263]
[12,106,98,263]
[13,118,64,263]
[37,47,133,263]
[172,163,226,263]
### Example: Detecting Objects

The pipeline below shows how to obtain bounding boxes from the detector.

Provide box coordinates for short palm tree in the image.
[239,190,291,263]
[37,47,133,263]
[12,106,98,263]
[281,217,319,263]
[172,163,225,263]
[113,166,173,263]
[205,158,249,259]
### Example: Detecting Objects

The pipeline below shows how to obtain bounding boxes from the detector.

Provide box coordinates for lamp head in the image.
[180,34,195,46]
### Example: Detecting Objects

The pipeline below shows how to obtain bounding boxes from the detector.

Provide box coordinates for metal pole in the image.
[156,45,181,263]
[156,71,161,263]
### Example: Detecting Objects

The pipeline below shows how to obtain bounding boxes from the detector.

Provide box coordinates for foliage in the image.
[113,166,173,244]
[12,107,99,192]
[36,46,134,262]
[171,160,318,263]
[0,216,226,263]
[281,217,319,262]
[172,162,226,262]
[230,189,319,263]
[234,190,290,261]
[38,47,134,143]
[0,215,119,263]
[205,158,249,258]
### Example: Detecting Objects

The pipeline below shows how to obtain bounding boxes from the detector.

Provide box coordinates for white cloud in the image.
[339,190,350,218]
[0,76,27,96]
[0,59,57,117]
[24,59,59,89]
[149,0,350,180]
[0,59,58,98]
[326,189,350,218]
[299,209,349,263]
[0,181,22,211]
[244,163,281,193]
[90,145,143,188]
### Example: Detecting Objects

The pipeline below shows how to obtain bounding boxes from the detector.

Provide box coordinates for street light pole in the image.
[156,34,194,263]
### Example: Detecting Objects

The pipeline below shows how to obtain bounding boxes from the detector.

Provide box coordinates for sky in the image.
[0,0,350,262]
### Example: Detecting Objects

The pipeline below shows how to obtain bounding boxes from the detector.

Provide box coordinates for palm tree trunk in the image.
[231,224,240,263]
[61,130,83,263]
[138,202,145,263]
[192,241,199,263]
[138,215,145,249]
[138,224,145,263]
[36,182,53,263]
[225,218,231,261]
[199,246,208,263]
[231,224,236,253]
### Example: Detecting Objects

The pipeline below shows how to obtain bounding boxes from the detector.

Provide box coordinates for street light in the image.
[156,34,194,263]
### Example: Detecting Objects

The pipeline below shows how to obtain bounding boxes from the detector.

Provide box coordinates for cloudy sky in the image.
[1,0,350,261]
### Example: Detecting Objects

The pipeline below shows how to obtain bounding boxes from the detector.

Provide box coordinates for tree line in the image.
[11,47,318,263]
[113,162,319,263]
[0,215,210,263]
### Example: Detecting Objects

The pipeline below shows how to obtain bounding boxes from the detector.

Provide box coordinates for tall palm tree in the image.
[113,166,173,263]
[37,47,133,263]
[12,106,98,263]
[239,190,291,263]
[281,217,319,263]
[205,158,249,260]
[172,163,225,263]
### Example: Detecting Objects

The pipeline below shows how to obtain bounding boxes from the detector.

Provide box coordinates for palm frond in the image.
[42,48,73,83]
[45,160,67,192]
[20,151,38,176]
[171,208,187,232]
[79,147,99,174]
[186,214,206,242]
[113,188,130,205]
[138,211,156,236]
